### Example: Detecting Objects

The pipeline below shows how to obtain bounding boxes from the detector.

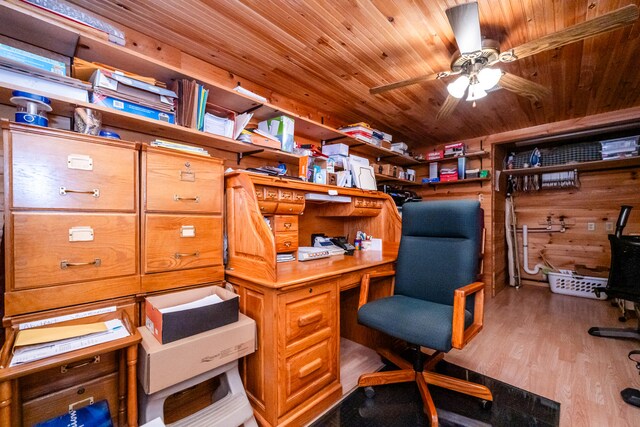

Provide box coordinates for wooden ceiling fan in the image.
[370,2,639,119]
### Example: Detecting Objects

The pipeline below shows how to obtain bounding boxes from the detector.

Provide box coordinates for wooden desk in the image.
[0,302,141,427]
[225,172,401,427]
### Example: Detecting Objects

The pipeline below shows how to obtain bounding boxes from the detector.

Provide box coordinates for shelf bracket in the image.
[237,149,264,165]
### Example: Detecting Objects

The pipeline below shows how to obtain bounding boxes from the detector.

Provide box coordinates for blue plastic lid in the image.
[10,91,51,105]
[99,130,121,139]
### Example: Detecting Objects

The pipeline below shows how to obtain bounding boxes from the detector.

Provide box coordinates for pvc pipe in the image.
[522,224,547,275]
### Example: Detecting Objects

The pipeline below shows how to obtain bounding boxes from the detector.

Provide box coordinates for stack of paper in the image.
[11,319,130,366]
[277,253,296,262]
[204,112,234,138]
[150,139,210,156]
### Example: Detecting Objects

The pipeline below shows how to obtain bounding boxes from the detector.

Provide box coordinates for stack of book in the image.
[339,122,373,144]
[440,167,458,182]
[0,36,90,102]
[150,139,210,156]
[90,69,177,123]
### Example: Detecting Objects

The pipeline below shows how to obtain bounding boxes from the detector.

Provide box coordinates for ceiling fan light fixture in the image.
[466,82,487,101]
[477,67,502,91]
[446,75,470,98]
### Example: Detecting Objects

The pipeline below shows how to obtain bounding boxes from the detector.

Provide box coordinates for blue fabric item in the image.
[357,199,482,352]
[358,295,472,352]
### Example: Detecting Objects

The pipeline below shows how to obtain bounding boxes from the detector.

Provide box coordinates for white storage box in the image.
[547,271,607,300]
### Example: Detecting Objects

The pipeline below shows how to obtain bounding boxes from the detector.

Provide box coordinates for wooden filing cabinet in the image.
[1,122,140,316]
[140,146,225,292]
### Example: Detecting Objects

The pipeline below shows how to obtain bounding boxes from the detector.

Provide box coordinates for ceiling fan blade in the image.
[370,72,441,94]
[445,2,482,54]
[501,4,639,62]
[436,95,461,120]
[498,72,550,102]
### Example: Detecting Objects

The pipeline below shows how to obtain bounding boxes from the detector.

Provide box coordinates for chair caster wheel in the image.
[618,316,628,322]
[480,399,492,410]
[364,386,375,398]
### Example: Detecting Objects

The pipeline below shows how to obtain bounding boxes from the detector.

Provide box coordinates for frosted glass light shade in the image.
[477,67,502,91]
[446,75,470,99]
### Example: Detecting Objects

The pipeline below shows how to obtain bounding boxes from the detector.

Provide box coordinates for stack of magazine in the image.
[150,139,210,156]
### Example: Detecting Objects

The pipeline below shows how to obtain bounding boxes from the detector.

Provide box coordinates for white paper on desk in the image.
[158,294,224,314]
[10,319,129,367]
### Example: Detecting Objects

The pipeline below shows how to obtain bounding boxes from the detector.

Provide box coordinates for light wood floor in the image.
[446,285,640,427]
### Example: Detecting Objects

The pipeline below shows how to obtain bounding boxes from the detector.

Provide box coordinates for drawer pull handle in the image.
[283,222,292,229]
[61,355,100,373]
[298,358,323,379]
[175,251,200,259]
[298,310,323,327]
[284,241,292,248]
[174,194,200,203]
[69,396,94,412]
[60,258,101,269]
[59,187,100,198]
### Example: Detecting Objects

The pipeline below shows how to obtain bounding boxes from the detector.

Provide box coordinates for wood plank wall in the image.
[512,167,640,283]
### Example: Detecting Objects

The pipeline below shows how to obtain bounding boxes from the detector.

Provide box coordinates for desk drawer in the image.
[275,232,298,253]
[280,281,335,350]
[22,372,119,427]
[9,131,137,211]
[280,337,336,416]
[144,151,223,213]
[275,202,304,214]
[11,212,137,290]
[143,214,222,273]
[273,215,298,232]
[20,352,118,401]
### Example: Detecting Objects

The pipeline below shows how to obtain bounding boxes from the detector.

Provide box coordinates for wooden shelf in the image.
[422,150,488,164]
[504,157,640,176]
[374,173,418,186]
[406,177,491,187]
[326,136,421,166]
[0,83,300,164]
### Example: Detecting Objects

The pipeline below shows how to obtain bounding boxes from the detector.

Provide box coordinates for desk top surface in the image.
[226,246,398,289]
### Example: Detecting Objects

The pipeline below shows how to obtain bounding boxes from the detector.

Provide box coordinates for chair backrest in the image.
[606,206,640,302]
[395,200,482,307]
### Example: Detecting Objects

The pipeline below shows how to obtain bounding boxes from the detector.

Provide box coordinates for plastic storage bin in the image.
[547,271,607,300]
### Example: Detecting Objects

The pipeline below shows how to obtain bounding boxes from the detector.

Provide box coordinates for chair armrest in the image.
[358,270,396,309]
[451,281,485,350]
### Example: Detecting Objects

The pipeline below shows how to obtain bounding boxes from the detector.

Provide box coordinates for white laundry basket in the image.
[547,271,608,300]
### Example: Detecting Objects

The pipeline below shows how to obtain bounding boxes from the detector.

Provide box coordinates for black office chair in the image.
[356,200,492,426]
[589,205,640,340]
[588,205,640,408]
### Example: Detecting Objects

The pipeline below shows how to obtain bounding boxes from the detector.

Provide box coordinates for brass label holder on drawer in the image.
[60,259,101,269]
[59,187,100,198]
[69,226,94,242]
[69,396,94,411]
[67,154,93,171]
[180,225,196,238]
[180,170,195,181]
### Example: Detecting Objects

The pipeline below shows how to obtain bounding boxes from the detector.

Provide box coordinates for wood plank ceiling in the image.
[68,0,640,150]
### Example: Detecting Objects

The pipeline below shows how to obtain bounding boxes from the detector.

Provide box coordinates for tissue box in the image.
[144,285,239,344]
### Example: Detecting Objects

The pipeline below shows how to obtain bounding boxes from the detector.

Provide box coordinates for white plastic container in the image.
[547,271,607,300]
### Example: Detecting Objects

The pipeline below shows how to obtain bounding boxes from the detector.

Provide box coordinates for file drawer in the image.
[275,231,298,253]
[280,282,334,350]
[9,131,137,211]
[144,150,223,213]
[274,215,298,232]
[22,372,119,427]
[143,214,223,273]
[280,338,336,416]
[20,352,118,401]
[276,202,304,214]
[11,212,137,290]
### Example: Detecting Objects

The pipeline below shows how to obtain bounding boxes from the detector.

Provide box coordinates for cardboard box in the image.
[379,164,393,176]
[91,69,177,108]
[381,140,391,149]
[138,313,256,394]
[91,93,175,124]
[145,285,239,344]
[322,143,349,157]
[249,130,281,149]
[0,35,69,76]
[259,115,295,152]
[427,150,444,160]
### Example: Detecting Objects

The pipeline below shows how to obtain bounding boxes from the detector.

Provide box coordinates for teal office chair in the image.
[357,200,492,426]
